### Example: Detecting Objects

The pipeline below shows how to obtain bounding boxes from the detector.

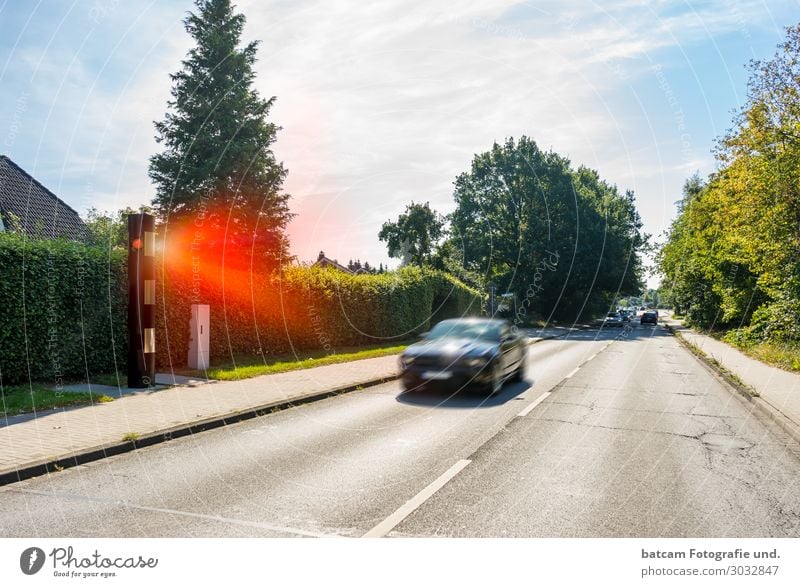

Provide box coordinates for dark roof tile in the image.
[0,155,89,241]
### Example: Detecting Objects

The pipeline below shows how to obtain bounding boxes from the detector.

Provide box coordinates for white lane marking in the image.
[517,391,551,418]
[586,353,597,362]
[565,366,580,379]
[363,459,471,538]
[12,488,334,538]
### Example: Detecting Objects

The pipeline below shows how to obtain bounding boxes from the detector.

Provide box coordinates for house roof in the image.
[313,251,352,273]
[0,155,89,241]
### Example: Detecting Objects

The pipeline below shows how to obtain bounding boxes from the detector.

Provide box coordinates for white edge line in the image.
[586,353,597,361]
[13,488,332,538]
[363,459,471,538]
[517,391,551,418]
[565,366,580,379]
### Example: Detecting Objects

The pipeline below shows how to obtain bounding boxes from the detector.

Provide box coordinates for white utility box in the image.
[188,304,210,370]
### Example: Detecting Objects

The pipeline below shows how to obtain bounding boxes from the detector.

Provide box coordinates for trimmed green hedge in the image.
[156,265,483,369]
[0,233,127,385]
[0,232,482,382]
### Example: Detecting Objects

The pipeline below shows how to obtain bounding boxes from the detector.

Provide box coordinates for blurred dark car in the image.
[641,310,658,325]
[603,312,624,327]
[399,318,527,394]
[619,309,632,322]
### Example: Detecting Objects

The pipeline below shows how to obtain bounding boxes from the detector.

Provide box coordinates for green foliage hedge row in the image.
[156,265,483,369]
[0,232,482,383]
[0,233,127,385]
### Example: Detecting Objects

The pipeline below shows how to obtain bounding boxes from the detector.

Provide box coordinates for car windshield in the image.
[427,320,503,341]
[607,313,619,318]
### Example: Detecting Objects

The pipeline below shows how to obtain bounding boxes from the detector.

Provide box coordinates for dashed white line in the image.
[517,391,551,417]
[363,459,471,538]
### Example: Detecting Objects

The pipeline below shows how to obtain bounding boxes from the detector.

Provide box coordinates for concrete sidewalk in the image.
[665,317,800,441]
[0,329,570,485]
[0,355,400,485]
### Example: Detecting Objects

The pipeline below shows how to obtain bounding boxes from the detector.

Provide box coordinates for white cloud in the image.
[2,0,789,281]
[234,0,745,266]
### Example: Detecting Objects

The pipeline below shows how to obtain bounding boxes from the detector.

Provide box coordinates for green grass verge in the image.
[56,341,412,389]
[1,385,114,417]
[727,341,800,373]
[191,341,412,381]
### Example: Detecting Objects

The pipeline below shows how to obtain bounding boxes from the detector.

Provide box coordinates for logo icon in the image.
[20,547,45,575]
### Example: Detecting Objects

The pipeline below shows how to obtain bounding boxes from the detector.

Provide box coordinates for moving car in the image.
[603,312,624,327]
[399,318,527,394]
[640,310,658,325]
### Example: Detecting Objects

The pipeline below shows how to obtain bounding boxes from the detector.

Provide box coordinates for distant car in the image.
[641,310,658,325]
[618,309,632,322]
[399,318,527,394]
[603,312,624,327]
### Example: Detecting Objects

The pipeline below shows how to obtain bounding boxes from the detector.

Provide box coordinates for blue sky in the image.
[1,0,798,284]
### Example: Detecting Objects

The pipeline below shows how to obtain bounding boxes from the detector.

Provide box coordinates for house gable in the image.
[0,156,89,241]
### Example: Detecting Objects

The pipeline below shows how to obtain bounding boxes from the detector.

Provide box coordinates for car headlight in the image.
[462,357,490,368]
[399,355,415,369]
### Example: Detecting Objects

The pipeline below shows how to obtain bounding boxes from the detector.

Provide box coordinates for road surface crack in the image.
[533,417,700,441]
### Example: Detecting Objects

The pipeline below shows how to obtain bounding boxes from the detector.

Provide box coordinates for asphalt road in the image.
[2,323,799,537]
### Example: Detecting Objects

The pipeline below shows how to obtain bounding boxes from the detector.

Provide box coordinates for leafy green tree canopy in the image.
[379,201,445,266]
[447,136,644,322]
[84,206,154,250]
[659,24,800,335]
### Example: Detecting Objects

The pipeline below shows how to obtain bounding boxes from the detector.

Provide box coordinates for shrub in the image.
[155,263,483,368]
[0,231,483,382]
[0,233,126,385]
[726,295,800,347]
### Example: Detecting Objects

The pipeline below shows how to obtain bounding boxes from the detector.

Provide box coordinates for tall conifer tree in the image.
[149,0,291,269]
